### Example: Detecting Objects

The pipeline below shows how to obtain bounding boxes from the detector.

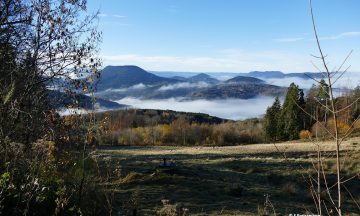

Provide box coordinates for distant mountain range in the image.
[153,70,324,80]
[48,65,327,114]
[95,65,289,100]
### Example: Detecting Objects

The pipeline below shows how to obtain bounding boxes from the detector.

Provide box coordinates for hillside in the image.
[48,90,127,110]
[225,75,264,84]
[97,65,179,90]
[187,73,220,84]
[190,83,285,99]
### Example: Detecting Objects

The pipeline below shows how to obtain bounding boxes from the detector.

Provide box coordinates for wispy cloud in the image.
[99,13,126,18]
[273,37,304,42]
[104,83,148,92]
[319,31,360,40]
[112,14,126,18]
[273,31,360,42]
[158,82,210,91]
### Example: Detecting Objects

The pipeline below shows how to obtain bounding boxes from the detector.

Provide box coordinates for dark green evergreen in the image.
[264,97,281,141]
[279,83,303,140]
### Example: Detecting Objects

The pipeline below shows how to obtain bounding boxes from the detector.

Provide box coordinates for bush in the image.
[299,130,312,139]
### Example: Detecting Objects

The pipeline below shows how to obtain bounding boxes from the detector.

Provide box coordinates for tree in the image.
[0,0,103,214]
[279,83,303,140]
[264,97,281,141]
[0,0,101,144]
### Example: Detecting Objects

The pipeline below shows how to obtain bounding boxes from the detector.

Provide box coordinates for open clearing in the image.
[95,138,360,215]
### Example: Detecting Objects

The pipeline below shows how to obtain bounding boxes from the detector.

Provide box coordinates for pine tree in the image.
[264,97,281,141]
[280,83,303,140]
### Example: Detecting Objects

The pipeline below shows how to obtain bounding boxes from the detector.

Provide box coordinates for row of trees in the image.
[97,117,264,146]
[265,80,360,142]
[264,83,306,141]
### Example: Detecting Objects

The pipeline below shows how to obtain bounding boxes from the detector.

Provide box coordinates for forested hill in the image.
[94,108,230,127]
[97,65,179,90]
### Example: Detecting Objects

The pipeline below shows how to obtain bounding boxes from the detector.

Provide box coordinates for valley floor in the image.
[95,138,360,215]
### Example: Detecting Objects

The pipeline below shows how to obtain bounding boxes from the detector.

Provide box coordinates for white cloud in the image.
[116,97,277,120]
[131,83,147,90]
[319,31,360,40]
[158,82,210,91]
[104,83,149,92]
[99,13,126,18]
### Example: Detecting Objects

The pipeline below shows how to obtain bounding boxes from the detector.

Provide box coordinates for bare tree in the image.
[302,1,359,215]
[0,0,102,143]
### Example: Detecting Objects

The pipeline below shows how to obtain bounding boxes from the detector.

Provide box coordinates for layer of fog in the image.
[104,83,149,92]
[158,82,210,91]
[116,96,277,120]
[264,73,360,90]
[58,104,123,116]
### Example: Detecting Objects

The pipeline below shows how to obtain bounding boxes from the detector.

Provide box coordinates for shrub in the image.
[326,119,351,135]
[299,130,312,139]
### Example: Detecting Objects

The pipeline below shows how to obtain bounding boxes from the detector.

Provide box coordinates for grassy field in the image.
[94,138,360,215]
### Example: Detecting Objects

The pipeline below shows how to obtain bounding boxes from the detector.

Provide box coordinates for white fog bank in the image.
[116,97,277,120]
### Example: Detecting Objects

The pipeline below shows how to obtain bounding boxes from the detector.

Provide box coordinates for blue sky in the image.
[88,0,360,72]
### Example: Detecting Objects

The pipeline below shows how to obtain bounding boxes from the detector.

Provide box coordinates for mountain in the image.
[171,76,188,81]
[48,90,127,110]
[247,71,284,78]
[190,83,285,99]
[187,73,219,84]
[97,65,179,90]
[285,72,324,79]
[152,70,325,81]
[246,71,324,79]
[225,76,264,84]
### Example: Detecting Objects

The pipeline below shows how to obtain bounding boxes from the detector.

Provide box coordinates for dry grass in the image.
[94,138,360,215]
[99,136,360,156]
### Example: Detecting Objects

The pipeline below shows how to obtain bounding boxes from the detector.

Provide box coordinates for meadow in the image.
[94,138,360,215]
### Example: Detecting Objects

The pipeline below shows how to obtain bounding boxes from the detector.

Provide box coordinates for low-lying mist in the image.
[264,73,360,90]
[116,96,277,120]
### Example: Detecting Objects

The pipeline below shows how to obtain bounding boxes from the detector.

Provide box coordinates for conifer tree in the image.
[264,97,281,141]
[280,83,303,140]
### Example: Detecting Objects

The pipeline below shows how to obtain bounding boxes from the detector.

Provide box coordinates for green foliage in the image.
[279,83,304,140]
[264,97,281,141]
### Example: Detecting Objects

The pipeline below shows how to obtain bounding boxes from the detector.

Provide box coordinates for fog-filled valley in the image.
[81,65,359,120]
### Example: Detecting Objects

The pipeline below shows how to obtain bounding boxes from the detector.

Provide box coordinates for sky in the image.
[87,0,360,73]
